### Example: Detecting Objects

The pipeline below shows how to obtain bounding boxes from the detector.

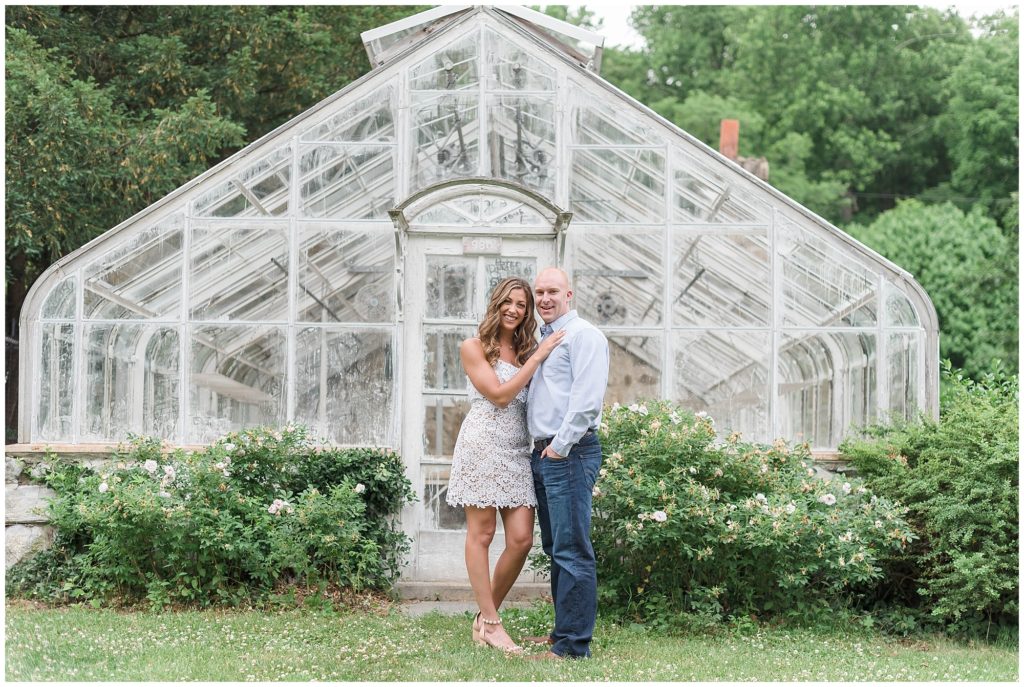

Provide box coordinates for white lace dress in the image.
[446,359,537,509]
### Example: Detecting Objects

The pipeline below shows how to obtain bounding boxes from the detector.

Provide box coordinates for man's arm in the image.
[549,328,609,457]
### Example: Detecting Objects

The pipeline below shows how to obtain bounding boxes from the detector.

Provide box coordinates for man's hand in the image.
[541,444,563,460]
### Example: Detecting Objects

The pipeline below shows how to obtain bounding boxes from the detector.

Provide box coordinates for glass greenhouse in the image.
[18,6,938,580]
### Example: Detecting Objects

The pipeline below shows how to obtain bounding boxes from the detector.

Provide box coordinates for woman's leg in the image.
[491,505,536,610]
[464,506,518,649]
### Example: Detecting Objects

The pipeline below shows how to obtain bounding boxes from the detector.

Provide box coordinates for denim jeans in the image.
[531,431,603,658]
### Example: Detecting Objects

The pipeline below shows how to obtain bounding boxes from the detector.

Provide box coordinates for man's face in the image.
[534,269,572,324]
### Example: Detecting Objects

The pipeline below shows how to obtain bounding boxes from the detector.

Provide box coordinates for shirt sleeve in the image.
[551,327,609,456]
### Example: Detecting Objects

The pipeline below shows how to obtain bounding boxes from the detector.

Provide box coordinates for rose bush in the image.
[7,426,414,608]
[586,401,914,629]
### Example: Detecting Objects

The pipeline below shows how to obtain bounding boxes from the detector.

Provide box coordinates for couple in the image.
[445,267,610,660]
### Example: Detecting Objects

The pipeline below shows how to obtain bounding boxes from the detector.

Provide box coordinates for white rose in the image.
[98,482,109,493]
[652,510,667,523]
[354,483,366,494]
[143,460,158,475]
[818,494,837,506]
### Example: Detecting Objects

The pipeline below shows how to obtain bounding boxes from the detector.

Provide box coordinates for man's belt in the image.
[533,429,595,453]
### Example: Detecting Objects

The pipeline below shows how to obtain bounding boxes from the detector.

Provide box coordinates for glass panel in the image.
[673,330,770,443]
[41,277,76,320]
[299,84,396,142]
[299,144,395,219]
[424,326,474,392]
[487,94,556,197]
[37,323,75,441]
[412,93,480,189]
[294,327,394,445]
[426,257,476,319]
[422,464,467,530]
[779,218,878,327]
[778,331,877,449]
[573,95,663,146]
[484,256,536,293]
[82,324,180,441]
[672,149,771,224]
[410,32,479,91]
[412,195,548,226]
[570,148,666,223]
[672,230,770,327]
[484,27,556,91]
[605,333,661,406]
[885,282,921,327]
[297,228,395,323]
[190,222,289,321]
[192,145,292,218]
[888,331,922,422]
[423,395,472,458]
[83,214,184,320]
[573,232,664,326]
[189,324,286,443]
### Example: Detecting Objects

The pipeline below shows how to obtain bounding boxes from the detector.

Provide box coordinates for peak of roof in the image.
[360,5,605,73]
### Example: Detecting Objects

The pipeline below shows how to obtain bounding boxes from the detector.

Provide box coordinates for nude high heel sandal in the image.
[476,615,523,654]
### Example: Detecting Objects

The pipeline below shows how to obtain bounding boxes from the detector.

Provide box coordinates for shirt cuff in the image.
[551,437,573,457]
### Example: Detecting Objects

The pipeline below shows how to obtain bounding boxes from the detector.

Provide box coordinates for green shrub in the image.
[577,401,913,629]
[6,426,414,608]
[840,362,1018,637]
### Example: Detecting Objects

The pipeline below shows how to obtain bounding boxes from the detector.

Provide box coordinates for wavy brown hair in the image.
[478,277,537,367]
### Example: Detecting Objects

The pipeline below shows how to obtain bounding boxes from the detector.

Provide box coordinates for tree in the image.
[935,11,1019,224]
[846,200,1017,377]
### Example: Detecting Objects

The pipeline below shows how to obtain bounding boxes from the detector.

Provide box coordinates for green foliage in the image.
[6,427,414,608]
[938,11,1019,222]
[607,5,1018,225]
[846,199,1017,376]
[571,401,914,629]
[840,363,1019,637]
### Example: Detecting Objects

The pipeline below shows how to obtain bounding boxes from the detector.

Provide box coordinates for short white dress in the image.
[446,359,538,509]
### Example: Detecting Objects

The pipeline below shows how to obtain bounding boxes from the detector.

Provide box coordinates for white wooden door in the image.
[402,233,556,580]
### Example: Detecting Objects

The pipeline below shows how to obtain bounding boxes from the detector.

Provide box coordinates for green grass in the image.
[4,601,1018,681]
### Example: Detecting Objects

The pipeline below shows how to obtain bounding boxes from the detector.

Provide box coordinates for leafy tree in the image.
[935,11,1019,224]
[846,200,1017,377]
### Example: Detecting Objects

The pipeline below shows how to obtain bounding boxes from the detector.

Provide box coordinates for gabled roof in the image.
[361,5,605,72]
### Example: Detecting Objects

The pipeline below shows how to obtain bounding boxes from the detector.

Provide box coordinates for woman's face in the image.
[498,287,529,333]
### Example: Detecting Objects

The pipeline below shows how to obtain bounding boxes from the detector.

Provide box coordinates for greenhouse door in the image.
[403,233,556,580]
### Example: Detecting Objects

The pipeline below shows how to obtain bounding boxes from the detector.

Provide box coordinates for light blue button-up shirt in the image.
[527,310,610,457]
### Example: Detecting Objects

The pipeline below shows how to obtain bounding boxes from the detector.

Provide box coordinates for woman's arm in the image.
[460,333,565,408]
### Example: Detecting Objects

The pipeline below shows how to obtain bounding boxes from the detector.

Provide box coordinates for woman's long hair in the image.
[478,277,537,367]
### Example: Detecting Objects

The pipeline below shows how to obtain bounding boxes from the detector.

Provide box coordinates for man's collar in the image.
[543,310,578,333]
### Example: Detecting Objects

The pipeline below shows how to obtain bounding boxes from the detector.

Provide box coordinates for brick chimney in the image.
[719,119,739,160]
[719,118,769,181]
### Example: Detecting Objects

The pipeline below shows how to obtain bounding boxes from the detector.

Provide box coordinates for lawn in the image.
[4,600,1018,682]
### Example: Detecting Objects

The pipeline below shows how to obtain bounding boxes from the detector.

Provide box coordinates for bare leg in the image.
[491,506,536,610]
[464,506,518,650]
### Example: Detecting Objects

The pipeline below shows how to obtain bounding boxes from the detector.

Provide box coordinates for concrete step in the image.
[395,580,549,602]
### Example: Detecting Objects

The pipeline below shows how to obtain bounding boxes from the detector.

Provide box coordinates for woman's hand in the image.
[533,329,566,362]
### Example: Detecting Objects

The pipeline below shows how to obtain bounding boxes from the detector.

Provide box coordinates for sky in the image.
[580,2,1020,50]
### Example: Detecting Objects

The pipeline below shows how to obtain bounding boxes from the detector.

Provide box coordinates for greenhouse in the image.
[17,6,938,581]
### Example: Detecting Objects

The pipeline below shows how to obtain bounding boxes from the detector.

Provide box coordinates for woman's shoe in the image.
[476,616,523,654]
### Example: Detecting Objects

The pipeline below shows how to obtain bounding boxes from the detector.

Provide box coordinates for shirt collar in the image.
[541,310,578,335]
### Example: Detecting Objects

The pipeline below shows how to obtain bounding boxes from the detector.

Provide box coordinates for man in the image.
[524,267,609,660]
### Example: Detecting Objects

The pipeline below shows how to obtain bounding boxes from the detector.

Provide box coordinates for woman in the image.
[446,276,565,653]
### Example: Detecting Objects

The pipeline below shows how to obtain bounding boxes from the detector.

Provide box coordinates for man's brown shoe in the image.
[521,635,554,645]
[524,651,563,661]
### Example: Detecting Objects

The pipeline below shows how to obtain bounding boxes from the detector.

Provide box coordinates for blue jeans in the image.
[531,431,603,658]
